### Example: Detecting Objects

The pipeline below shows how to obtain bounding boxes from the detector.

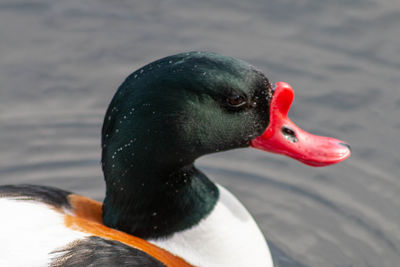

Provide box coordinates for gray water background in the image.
[0,0,399,266]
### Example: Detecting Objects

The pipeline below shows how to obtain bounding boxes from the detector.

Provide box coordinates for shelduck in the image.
[0,52,350,267]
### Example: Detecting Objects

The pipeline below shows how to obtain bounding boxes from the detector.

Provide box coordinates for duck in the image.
[0,52,350,267]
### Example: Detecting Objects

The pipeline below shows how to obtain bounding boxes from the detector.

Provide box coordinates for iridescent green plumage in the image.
[101,52,272,239]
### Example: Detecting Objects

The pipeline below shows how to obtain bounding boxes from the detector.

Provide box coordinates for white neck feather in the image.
[149,184,273,267]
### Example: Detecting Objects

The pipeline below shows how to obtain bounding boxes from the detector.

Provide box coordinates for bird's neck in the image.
[102,163,219,239]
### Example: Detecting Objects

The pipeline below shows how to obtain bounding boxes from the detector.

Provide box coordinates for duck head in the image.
[101,52,350,238]
[102,52,272,176]
[102,52,349,174]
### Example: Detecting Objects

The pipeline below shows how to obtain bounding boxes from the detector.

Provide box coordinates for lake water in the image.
[0,1,399,266]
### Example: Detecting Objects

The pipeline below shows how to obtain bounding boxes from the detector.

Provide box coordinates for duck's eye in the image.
[226,95,247,108]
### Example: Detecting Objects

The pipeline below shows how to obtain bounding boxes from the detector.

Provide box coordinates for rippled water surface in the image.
[0,1,399,266]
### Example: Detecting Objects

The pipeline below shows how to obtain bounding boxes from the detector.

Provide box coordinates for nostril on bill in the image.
[281,126,298,143]
[338,142,351,152]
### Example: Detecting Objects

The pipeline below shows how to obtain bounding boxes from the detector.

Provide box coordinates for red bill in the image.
[251,82,351,167]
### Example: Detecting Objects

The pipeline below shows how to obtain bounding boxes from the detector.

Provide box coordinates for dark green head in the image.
[101,52,273,238]
[102,52,272,175]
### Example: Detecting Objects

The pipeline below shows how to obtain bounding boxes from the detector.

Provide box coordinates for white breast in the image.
[149,185,274,267]
[0,198,87,267]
